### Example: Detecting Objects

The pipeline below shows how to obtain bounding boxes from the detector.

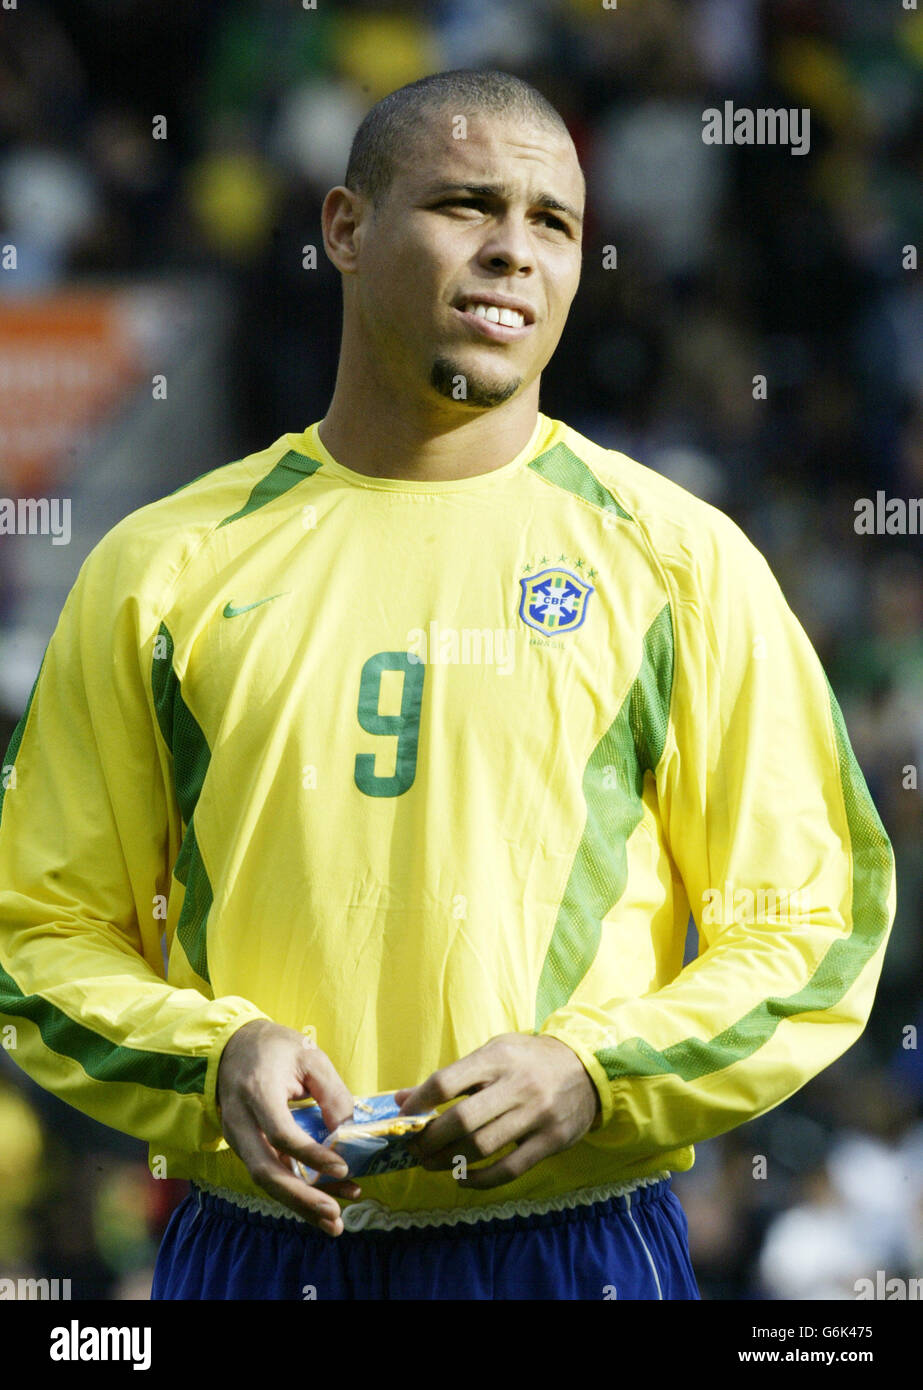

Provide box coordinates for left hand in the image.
[395,1033,601,1190]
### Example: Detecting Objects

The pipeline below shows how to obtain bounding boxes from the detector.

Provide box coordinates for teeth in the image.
[463,302,526,328]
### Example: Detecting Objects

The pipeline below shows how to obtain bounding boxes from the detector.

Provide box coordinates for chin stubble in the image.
[429,356,522,409]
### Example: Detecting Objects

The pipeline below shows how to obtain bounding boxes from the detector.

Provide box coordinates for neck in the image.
[317,370,542,483]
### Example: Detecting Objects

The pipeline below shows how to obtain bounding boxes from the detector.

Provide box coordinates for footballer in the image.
[0,70,895,1300]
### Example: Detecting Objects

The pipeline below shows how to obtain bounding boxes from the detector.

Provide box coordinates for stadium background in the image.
[0,0,920,1300]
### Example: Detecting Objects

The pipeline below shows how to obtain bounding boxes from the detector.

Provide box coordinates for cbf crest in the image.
[518,566,594,636]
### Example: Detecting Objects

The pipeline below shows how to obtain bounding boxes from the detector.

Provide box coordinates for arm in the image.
[537,515,895,1162]
[402,514,894,1184]
[0,524,354,1185]
[0,525,271,1150]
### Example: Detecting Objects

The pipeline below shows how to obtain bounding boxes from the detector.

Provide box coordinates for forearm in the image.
[539,871,894,1160]
[0,915,270,1150]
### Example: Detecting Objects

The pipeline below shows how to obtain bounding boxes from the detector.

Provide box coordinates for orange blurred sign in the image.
[0,291,146,495]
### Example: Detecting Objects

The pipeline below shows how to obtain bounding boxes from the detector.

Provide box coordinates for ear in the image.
[321,185,367,274]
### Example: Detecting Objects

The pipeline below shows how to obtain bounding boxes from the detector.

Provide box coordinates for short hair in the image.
[344,69,571,206]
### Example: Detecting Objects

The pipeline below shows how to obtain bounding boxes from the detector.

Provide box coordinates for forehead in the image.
[395,109,585,205]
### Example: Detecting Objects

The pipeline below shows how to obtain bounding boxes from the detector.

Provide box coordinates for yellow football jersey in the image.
[0,413,895,1215]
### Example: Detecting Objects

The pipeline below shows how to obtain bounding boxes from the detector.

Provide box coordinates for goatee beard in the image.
[430,356,522,409]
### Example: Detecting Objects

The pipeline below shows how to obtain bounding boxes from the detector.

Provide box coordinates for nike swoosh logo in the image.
[223,594,288,618]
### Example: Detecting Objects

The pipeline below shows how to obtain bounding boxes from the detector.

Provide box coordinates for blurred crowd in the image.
[0,0,921,1299]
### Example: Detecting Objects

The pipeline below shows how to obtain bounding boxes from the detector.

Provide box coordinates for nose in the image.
[477,216,534,276]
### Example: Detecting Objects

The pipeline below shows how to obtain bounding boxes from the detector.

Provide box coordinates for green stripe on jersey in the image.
[0,959,207,1094]
[595,680,894,1082]
[152,625,210,827]
[529,442,633,521]
[534,603,674,1027]
[172,822,212,983]
[151,622,214,984]
[218,450,322,527]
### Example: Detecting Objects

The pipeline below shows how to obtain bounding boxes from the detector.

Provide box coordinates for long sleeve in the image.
[0,521,270,1152]
[538,508,896,1162]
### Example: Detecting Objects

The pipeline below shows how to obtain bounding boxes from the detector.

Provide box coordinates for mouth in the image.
[452,296,536,342]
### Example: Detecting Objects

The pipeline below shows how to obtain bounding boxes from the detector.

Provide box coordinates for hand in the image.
[216,1019,361,1235]
[394,1033,601,1190]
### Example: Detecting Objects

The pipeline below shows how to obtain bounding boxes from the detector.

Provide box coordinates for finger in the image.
[397,1051,497,1116]
[298,1047,355,1132]
[418,1111,524,1170]
[410,1085,512,1159]
[318,1177,363,1202]
[457,1132,550,1189]
[284,1155,363,1204]
[246,1095,350,1177]
[222,1097,348,1206]
[266,1166,345,1225]
[226,1116,348,1228]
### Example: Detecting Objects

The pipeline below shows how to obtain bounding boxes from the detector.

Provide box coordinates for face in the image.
[340,110,585,411]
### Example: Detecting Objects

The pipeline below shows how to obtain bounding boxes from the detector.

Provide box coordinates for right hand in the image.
[216,1019,360,1236]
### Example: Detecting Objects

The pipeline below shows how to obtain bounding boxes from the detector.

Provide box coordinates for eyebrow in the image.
[420,182,584,227]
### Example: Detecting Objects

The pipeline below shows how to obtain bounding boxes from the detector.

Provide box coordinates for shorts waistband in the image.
[190,1172,673,1235]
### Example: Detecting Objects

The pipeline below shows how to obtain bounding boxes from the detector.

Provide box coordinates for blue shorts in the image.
[151,1178,700,1300]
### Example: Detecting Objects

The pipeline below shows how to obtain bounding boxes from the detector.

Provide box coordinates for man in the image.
[0,71,895,1301]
